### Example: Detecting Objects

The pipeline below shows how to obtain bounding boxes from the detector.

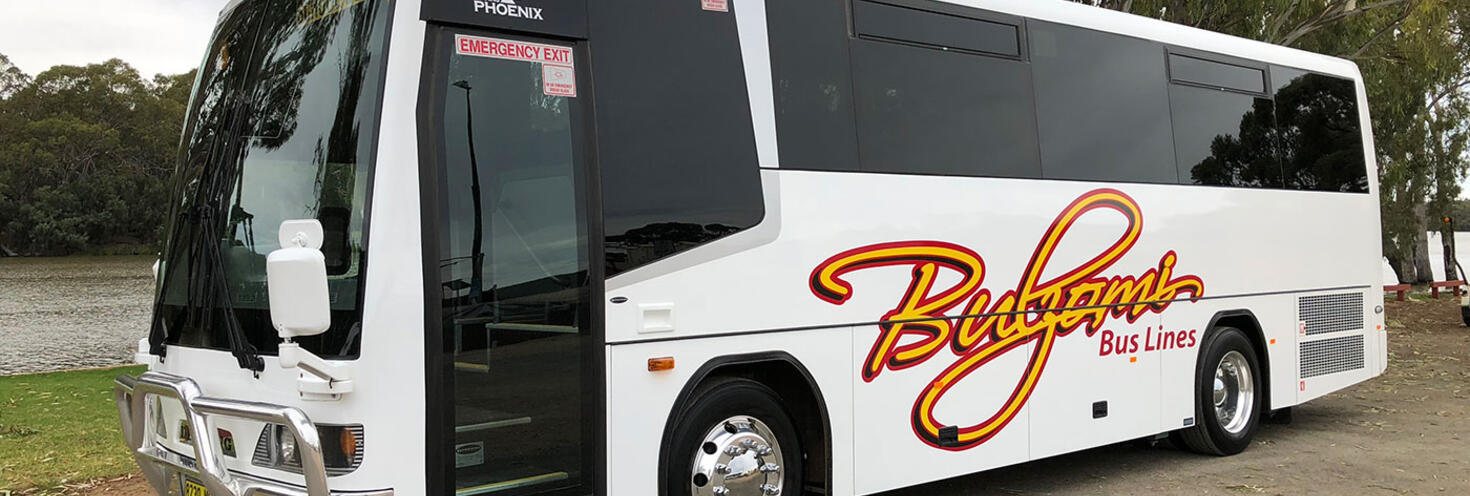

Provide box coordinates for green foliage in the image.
[0,56,193,256]
[0,365,147,493]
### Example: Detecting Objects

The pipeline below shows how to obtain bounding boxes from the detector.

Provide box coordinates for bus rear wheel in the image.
[1176,326,1263,456]
[668,377,803,496]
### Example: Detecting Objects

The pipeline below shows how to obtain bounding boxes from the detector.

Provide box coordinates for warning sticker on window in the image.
[542,64,576,97]
[455,34,574,68]
[702,0,728,12]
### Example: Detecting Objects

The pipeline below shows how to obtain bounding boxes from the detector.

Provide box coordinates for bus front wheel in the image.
[667,377,803,496]
[1176,327,1263,456]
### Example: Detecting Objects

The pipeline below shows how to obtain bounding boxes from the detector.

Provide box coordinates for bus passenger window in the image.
[768,0,859,172]
[850,39,1040,178]
[1170,54,1267,94]
[1167,55,1280,188]
[1170,85,1280,188]
[852,0,1021,57]
[592,0,765,277]
[1271,68,1369,193]
[1030,22,1178,184]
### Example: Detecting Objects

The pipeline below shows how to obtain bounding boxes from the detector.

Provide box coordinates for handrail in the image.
[115,371,329,496]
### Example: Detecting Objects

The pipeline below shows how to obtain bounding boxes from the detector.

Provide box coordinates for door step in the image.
[456,472,569,495]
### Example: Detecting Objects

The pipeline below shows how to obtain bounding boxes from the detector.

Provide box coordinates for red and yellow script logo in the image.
[809,189,1205,450]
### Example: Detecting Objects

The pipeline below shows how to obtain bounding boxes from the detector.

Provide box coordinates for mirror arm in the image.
[278,341,355,400]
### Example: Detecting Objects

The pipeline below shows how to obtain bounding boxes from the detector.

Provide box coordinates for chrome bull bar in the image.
[114,372,330,496]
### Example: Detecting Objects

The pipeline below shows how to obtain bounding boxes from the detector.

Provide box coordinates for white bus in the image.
[114,0,1386,495]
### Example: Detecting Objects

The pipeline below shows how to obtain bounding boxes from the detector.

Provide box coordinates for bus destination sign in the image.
[423,0,588,39]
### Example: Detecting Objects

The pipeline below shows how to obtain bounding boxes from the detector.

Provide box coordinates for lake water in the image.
[0,256,154,375]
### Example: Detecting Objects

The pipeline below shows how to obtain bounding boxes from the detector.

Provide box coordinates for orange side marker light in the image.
[1129,356,1137,363]
[339,427,358,458]
[648,357,676,372]
[1269,339,1276,345]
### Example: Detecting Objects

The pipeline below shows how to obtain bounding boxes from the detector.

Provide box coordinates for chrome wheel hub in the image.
[1213,350,1254,434]
[690,416,784,496]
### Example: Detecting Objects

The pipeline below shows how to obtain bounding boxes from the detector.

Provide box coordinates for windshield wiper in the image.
[146,200,265,373]
[147,130,266,374]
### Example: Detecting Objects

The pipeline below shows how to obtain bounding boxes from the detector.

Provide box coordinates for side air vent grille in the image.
[1300,335,1365,378]
[1298,292,1364,336]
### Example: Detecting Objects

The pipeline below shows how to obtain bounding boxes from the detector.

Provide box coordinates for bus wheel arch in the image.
[1206,311,1272,413]
[1176,310,1270,455]
[658,352,831,496]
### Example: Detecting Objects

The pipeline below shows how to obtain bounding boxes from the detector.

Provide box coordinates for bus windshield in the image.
[151,0,392,362]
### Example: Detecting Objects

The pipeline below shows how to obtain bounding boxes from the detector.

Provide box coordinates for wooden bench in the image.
[1430,280,1465,299]
[1385,284,1410,301]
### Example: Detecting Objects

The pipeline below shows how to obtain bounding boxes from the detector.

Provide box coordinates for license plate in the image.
[183,479,208,496]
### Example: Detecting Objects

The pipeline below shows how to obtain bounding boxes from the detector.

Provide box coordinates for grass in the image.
[0,365,145,494]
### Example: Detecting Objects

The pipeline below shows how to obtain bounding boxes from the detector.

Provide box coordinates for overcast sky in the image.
[0,0,230,77]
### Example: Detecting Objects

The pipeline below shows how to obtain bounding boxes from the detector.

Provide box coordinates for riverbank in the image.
[0,256,153,376]
[0,365,145,494]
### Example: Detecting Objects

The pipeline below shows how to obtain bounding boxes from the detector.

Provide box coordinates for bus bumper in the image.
[113,372,380,496]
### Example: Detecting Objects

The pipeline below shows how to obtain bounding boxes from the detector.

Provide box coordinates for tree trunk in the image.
[1412,205,1434,283]
[1443,230,1461,281]
[1385,254,1406,284]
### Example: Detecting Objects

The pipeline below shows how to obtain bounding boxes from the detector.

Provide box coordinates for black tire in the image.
[1177,326,1263,456]
[665,377,804,496]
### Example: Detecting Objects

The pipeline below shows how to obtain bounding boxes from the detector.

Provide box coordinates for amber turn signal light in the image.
[648,357,675,372]
[339,427,358,459]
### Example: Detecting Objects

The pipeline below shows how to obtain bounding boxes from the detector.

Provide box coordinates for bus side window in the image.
[1270,67,1369,193]
[850,39,1040,178]
[590,0,766,277]
[1030,21,1179,184]
[768,0,860,172]
[848,2,1040,179]
[1166,54,1281,188]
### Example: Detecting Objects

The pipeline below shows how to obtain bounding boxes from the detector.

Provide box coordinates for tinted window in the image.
[1030,22,1177,183]
[854,0,1020,57]
[851,39,1040,177]
[436,37,591,494]
[157,0,391,360]
[1272,67,1369,193]
[1170,85,1280,187]
[589,0,766,276]
[1170,54,1266,94]
[768,0,859,171]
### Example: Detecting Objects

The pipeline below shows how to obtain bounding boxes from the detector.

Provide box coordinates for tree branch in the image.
[1267,0,1303,41]
[1427,78,1470,111]
[1279,0,1414,46]
[1351,2,1416,58]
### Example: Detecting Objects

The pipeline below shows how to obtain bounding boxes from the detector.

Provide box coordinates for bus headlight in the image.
[253,424,364,476]
[279,431,297,463]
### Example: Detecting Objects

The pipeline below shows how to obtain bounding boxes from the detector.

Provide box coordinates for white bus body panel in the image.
[606,167,1384,494]
[604,3,1385,489]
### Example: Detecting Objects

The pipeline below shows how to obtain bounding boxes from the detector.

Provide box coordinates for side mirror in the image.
[267,220,331,339]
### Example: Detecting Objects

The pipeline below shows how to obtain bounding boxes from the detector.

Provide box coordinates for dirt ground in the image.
[67,474,151,496]
[81,298,1469,496]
